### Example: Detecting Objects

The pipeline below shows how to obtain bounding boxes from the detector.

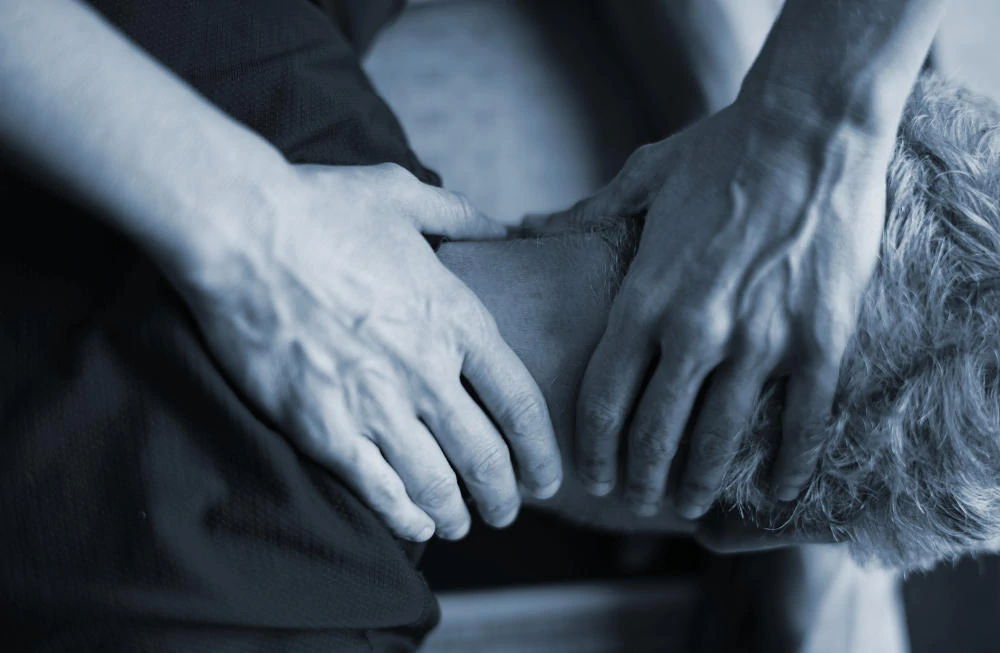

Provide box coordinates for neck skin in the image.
[437,234,696,535]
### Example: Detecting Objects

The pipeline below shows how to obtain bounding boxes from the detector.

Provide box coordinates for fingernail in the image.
[584,480,615,497]
[415,524,435,542]
[531,477,562,500]
[676,501,707,521]
[775,485,801,502]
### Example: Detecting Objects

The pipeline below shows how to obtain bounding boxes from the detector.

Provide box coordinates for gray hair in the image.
[717,73,1000,570]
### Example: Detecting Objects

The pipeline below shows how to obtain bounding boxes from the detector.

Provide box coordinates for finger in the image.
[676,359,768,519]
[623,354,708,516]
[463,330,562,499]
[514,142,666,237]
[771,361,840,501]
[532,186,623,235]
[374,416,472,541]
[415,188,507,240]
[306,432,436,542]
[576,319,657,496]
[381,168,505,240]
[421,387,522,529]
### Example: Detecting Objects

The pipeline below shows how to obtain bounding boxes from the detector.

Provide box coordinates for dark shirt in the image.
[0,1,441,650]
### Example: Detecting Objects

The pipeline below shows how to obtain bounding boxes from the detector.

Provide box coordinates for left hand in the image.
[547,90,894,519]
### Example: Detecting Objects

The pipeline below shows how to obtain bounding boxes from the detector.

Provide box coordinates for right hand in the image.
[174,162,562,542]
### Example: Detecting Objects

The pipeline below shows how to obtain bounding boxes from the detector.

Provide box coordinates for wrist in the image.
[737,74,902,142]
[147,143,292,302]
[734,0,944,142]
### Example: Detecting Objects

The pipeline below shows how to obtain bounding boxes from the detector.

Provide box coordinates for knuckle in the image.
[691,430,733,467]
[455,299,498,345]
[739,317,784,365]
[450,191,475,220]
[494,393,547,436]
[580,400,626,435]
[368,474,407,515]
[661,308,730,363]
[434,404,466,436]
[694,307,733,350]
[467,445,513,486]
[374,162,413,183]
[414,473,459,510]
[631,425,673,466]
[801,316,851,365]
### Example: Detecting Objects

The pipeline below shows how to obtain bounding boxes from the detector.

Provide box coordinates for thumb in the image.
[363,162,506,240]
[514,185,625,238]
[390,177,505,240]
[412,186,507,240]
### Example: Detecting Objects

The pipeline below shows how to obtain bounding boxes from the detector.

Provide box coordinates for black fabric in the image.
[0,1,441,651]
[311,0,408,55]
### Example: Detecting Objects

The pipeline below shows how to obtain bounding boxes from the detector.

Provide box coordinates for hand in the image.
[552,92,892,518]
[175,162,562,542]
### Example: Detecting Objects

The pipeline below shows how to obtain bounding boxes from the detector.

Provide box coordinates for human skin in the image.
[436,232,697,536]
[0,0,563,543]
[436,229,853,554]
[568,0,948,521]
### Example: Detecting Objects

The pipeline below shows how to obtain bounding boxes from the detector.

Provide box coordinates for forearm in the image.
[0,0,285,282]
[743,0,945,135]
[599,0,781,119]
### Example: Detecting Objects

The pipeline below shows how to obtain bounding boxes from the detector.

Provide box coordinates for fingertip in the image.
[490,503,520,529]
[530,476,562,500]
[478,216,509,239]
[438,518,471,541]
[583,477,615,497]
[676,500,710,521]
[396,511,436,542]
[414,523,436,542]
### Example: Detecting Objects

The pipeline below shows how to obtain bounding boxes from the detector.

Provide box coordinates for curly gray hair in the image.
[715,73,1000,570]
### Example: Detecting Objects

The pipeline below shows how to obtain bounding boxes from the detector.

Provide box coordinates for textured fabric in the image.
[0,1,440,651]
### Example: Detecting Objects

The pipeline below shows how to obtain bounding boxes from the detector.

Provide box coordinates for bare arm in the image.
[1,0,561,541]
[744,0,944,136]
[556,0,945,520]
[0,0,287,280]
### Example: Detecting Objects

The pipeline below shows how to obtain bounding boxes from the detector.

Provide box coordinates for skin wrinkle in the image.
[439,73,1000,570]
